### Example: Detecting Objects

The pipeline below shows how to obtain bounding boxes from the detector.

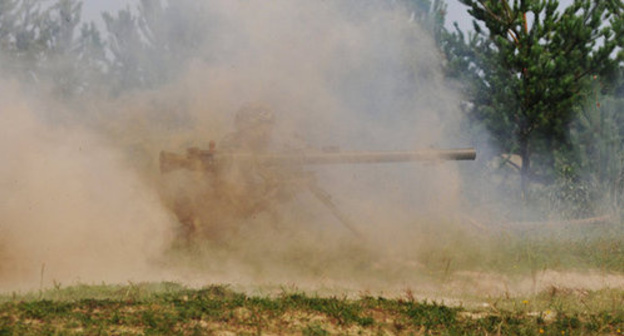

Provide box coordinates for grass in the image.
[0,283,623,335]
[410,217,624,276]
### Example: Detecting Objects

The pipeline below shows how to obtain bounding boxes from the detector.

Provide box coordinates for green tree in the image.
[0,0,46,78]
[566,78,624,216]
[102,7,145,92]
[0,0,18,49]
[102,0,212,94]
[39,0,98,97]
[442,0,624,198]
[403,0,448,40]
[0,0,106,97]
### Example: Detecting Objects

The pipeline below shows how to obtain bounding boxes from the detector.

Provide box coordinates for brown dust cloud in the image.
[1,0,618,297]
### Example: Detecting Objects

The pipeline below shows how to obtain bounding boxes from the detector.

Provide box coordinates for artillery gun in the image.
[160,145,476,172]
[159,144,476,240]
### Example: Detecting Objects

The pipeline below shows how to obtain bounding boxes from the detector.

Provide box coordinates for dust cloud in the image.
[0,82,173,290]
[3,0,614,297]
[118,0,470,292]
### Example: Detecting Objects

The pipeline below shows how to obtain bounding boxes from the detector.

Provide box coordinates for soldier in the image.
[215,103,296,225]
[219,102,276,152]
[166,103,280,243]
[164,102,365,242]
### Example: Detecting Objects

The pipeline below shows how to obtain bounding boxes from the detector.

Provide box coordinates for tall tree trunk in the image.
[519,136,530,202]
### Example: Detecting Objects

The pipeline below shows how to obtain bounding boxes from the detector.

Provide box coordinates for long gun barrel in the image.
[160,147,476,174]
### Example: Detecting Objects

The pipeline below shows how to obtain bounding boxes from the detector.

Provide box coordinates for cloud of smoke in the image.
[135,0,470,289]
[1,0,478,293]
[0,82,173,291]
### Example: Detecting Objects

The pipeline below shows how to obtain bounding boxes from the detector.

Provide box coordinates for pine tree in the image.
[0,0,107,97]
[442,0,624,199]
[102,0,212,94]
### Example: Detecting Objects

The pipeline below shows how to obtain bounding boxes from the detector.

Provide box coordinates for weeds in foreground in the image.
[0,283,623,335]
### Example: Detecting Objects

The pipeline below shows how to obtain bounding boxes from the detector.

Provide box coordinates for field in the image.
[2,221,624,335]
[1,283,623,335]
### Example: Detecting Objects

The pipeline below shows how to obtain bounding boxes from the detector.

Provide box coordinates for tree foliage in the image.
[102,0,212,93]
[0,0,106,98]
[403,0,448,40]
[442,0,624,198]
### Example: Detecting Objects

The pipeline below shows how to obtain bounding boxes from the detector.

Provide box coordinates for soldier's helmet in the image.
[234,102,275,130]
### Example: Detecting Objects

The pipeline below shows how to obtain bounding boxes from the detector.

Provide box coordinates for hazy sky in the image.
[82,0,134,24]
[83,0,576,34]
[445,0,472,31]
[83,0,476,30]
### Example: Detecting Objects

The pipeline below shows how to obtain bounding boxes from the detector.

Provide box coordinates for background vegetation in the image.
[441,0,624,220]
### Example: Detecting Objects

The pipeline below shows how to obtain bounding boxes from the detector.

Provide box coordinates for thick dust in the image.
[0,0,620,296]
[117,0,468,292]
[0,83,173,290]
